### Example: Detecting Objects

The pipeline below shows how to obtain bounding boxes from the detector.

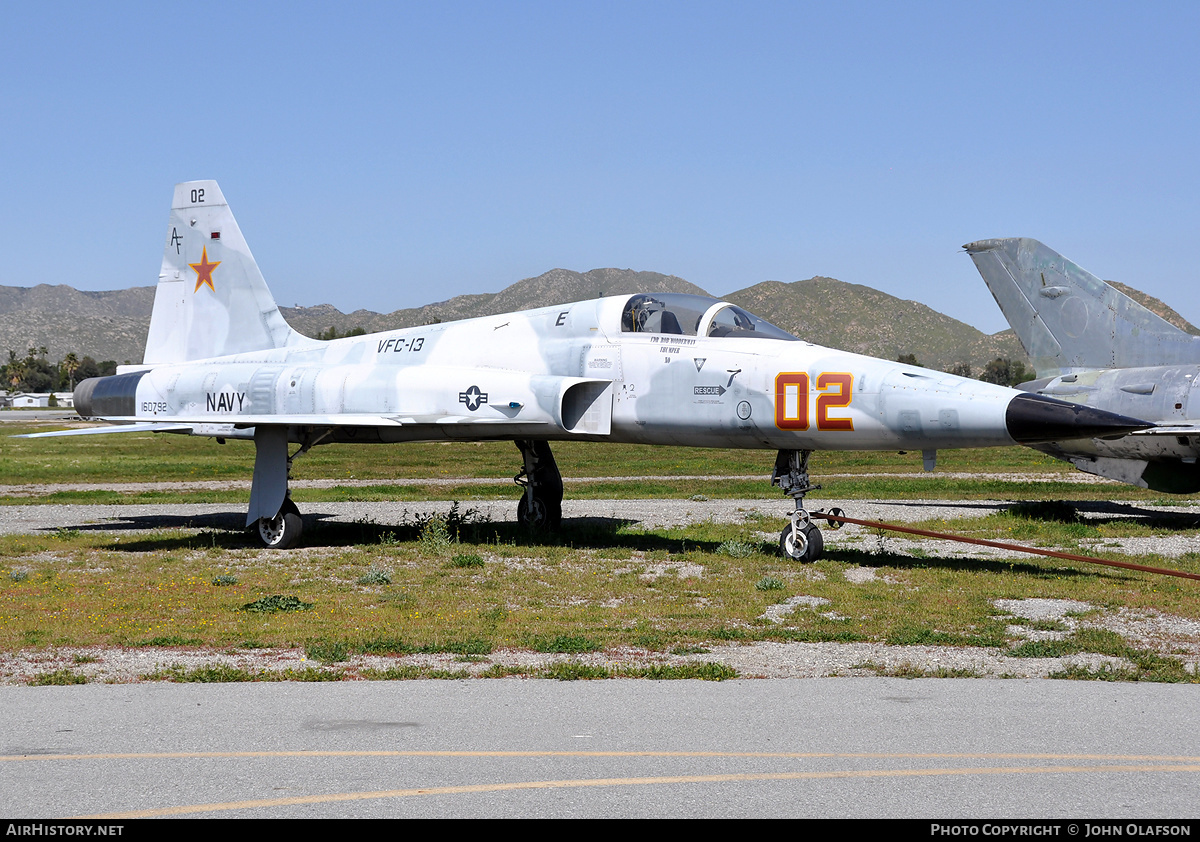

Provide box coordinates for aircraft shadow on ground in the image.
[42,498,1199,566]
[869,498,1200,525]
[69,511,725,554]
[826,547,1107,580]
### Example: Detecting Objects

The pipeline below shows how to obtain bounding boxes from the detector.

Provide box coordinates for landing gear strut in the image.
[514,440,563,529]
[248,427,333,549]
[772,449,824,562]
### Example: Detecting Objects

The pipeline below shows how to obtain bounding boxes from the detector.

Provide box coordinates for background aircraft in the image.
[30,184,1150,556]
[965,238,1200,492]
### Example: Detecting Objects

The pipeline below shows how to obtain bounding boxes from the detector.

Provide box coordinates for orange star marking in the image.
[190,246,221,293]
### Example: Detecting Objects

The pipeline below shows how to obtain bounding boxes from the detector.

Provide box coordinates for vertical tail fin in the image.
[144,181,311,364]
[963,238,1200,377]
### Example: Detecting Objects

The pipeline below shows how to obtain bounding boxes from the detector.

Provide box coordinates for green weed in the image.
[28,669,87,686]
[357,567,393,585]
[306,641,349,663]
[717,539,755,558]
[239,595,313,613]
[617,662,738,680]
[418,517,453,555]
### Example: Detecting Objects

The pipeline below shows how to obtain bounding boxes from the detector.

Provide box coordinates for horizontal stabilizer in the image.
[17,416,559,445]
[14,423,195,438]
[54,413,556,429]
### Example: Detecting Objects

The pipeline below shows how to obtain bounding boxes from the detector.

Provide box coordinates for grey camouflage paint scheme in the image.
[41,183,1151,538]
[966,238,1200,492]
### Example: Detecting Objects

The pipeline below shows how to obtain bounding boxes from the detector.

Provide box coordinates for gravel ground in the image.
[3,493,1199,684]
[0,469,1108,497]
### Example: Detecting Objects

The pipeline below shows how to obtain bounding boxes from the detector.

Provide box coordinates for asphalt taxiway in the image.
[4,679,1199,818]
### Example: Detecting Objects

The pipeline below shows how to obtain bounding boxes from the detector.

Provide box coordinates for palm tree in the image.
[60,352,80,391]
[6,357,27,393]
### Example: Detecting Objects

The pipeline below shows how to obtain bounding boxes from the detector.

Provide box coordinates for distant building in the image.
[7,393,50,408]
[1,392,73,408]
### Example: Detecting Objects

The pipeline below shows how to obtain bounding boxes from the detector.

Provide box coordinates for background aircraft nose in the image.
[1005,393,1151,443]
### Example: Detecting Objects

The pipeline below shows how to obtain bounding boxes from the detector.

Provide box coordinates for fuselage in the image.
[1017,365,1200,491]
[80,292,1124,454]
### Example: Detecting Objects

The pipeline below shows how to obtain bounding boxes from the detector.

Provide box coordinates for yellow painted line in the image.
[7,750,1200,762]
[77,763,1200,819]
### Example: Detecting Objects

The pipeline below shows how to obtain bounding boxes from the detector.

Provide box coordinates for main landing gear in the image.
[248,427,333,549]
[257,497,302,549]
[514,440,563,529]
[772,449,844,562]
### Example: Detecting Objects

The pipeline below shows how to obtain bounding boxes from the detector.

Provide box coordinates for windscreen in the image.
[621,293,797,341]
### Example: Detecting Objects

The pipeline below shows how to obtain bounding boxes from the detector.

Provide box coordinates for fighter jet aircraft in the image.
[29,183,1151,557]
[965,238,1200,493]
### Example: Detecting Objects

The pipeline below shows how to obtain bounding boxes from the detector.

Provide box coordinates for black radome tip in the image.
[1005,393,1151,444]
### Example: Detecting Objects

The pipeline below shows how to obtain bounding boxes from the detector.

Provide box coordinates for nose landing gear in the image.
[772,449,843,562]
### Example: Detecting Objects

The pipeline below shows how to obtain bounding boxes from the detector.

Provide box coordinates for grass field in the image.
[1,420,1192,504]
[1,420,1198,683]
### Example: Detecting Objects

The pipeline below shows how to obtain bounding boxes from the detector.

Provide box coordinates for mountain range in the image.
[1,268,1191,375]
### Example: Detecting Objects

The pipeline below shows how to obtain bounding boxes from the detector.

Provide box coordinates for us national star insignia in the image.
[458,385,488,411]
[190,246,221,293]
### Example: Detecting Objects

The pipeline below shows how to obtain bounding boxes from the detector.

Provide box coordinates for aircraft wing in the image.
[15,413,555,438]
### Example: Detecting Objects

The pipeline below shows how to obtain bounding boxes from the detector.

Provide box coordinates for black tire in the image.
[517,493,562,530]
[803,523,824,561]
[257,498,303,549]
[779,522,823,562]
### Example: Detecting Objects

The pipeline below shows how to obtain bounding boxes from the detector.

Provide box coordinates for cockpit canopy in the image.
[621,293,797,341]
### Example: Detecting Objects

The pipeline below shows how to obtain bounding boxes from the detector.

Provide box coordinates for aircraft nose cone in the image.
[1005,393,1152,444]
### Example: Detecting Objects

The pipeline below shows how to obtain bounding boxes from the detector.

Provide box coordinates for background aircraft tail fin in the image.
[963,238,1200,377]
[143,181,311,364]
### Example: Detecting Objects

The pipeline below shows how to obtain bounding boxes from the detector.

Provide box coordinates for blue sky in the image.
[2,1,1197,334]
